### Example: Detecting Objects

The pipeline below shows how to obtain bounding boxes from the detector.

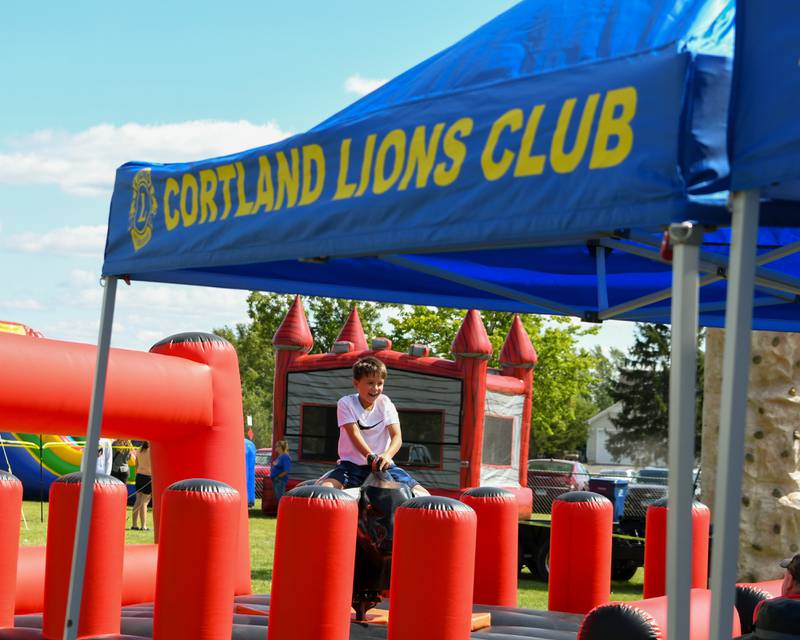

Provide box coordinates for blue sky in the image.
[0,0,634,354]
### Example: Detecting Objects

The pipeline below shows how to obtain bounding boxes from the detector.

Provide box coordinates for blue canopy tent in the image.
[61,1,800,638]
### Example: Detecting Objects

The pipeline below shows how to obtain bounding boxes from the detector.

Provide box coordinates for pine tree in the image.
[606,323,704,465]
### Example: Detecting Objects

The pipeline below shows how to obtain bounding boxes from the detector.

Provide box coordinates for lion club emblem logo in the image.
[129,168,157,251]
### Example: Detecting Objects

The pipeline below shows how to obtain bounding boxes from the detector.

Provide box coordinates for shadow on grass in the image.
[251,569,273,581]
[517,567,644,609]
[248,509,276,520]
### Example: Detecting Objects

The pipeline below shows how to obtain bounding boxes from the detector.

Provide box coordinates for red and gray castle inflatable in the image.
[268,297,536,517]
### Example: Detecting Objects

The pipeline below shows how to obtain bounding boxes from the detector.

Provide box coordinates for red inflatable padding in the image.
[389,496,477,640]
[153,479,241,640]
[578,589,741,639]
[42,474,127,640]
[462,487,518,607]
[14,547,45,616]
[15,545,158,615]
[149,334,250,595]
[738,579,782,598]
[120,545,158,606]
[0,472,22,628]
[269,485,358,640]
[549,492,612,615]
[644,499,711,599]
[0,331,252,595]
[0,333,213,436]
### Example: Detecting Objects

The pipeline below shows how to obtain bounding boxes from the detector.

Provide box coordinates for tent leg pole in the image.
[595,243,609,311]
[63,276,118,640]
[709,190,759,640]
[667,222,702,640]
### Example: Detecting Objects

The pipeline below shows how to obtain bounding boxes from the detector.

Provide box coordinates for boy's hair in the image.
[352,356,387,380]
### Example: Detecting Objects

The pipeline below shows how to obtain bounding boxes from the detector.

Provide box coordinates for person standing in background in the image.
[131,441,152,531]
[270,440,292,505]
[96,438,113,475]
[111,439,132,485]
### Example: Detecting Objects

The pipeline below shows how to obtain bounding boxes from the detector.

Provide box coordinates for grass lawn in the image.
[19,499,643,611]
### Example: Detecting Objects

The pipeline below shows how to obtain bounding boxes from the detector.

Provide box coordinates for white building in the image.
[586,402,667,467]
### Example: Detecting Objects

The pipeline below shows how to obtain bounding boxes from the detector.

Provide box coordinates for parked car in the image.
[624,466,701,519]
[597,468,635,480]
[637,466,669,485]
[527,458,589,513]
[254,448,272,499]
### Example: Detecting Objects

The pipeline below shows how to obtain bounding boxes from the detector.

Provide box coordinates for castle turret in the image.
[332,306,368,353]
[272,296,313,442]
[272,296,313,353]
[500,315,537,487]
[451,310,492,488]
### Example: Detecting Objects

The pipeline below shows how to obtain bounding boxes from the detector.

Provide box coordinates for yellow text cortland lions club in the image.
[158,86,637,233]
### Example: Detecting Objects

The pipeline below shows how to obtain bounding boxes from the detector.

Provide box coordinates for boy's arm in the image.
[375,423,402,472]
[341,422,376,461]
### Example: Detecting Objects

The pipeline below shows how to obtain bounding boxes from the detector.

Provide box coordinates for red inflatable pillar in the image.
[42,473,127,640]
[499,315,538,489]
[153,479,241,640]
[451,311,493,488]
[549,492,612,615]
[269,485,358,640]
[271,296,314,444]
[389,496,477,640]
[149,332,251,594]
[462,487,518,607]
[644,498,711,598]
[0,471,22,629]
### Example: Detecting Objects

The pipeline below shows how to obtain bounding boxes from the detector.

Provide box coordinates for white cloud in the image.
[0,120,292,197]
[10,225,106,257]
[344,74,387,97]
[29,276,250,350]
[0,298,45,311]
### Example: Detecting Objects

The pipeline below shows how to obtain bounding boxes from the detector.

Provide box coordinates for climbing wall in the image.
[701,329,800,581]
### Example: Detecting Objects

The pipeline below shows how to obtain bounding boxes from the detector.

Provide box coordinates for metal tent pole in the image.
[595,242,609,311]
[709,190,760,640]
[666,222,702,640]
[63,276,118,640]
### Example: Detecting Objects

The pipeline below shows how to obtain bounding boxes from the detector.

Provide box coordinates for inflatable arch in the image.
[0,322,89,501]
[270,297,536,515]
[0,331,251,596]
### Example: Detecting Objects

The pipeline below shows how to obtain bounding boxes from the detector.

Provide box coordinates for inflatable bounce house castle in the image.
[270,297,536,516]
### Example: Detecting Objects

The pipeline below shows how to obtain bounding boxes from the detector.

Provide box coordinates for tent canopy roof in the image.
[103,0,800,329]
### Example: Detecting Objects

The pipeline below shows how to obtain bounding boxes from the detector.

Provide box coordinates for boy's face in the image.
[353,372,384,407]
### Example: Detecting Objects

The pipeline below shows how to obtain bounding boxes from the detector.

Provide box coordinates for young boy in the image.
[321,356,428,496]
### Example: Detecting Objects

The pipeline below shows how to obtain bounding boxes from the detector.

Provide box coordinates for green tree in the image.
[215,293,294,448]
[588,345,625,412]
[306,297,385,353]
[387,306,463,355]
[215,293,390,447]
[607,323,704,464]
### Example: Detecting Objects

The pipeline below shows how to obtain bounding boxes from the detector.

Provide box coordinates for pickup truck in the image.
[518,514,645,582]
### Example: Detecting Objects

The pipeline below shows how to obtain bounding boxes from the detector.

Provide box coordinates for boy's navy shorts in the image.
[327,460,419,489]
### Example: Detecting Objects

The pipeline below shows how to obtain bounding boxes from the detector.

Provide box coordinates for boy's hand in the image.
[375,454,393,471]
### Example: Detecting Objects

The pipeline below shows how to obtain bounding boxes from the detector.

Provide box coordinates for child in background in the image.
[110,439,132,484]
[321,356,428,496]
[270,440,291,504]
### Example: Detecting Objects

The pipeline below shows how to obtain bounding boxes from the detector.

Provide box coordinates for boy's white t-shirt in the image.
[336,393,399,465]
